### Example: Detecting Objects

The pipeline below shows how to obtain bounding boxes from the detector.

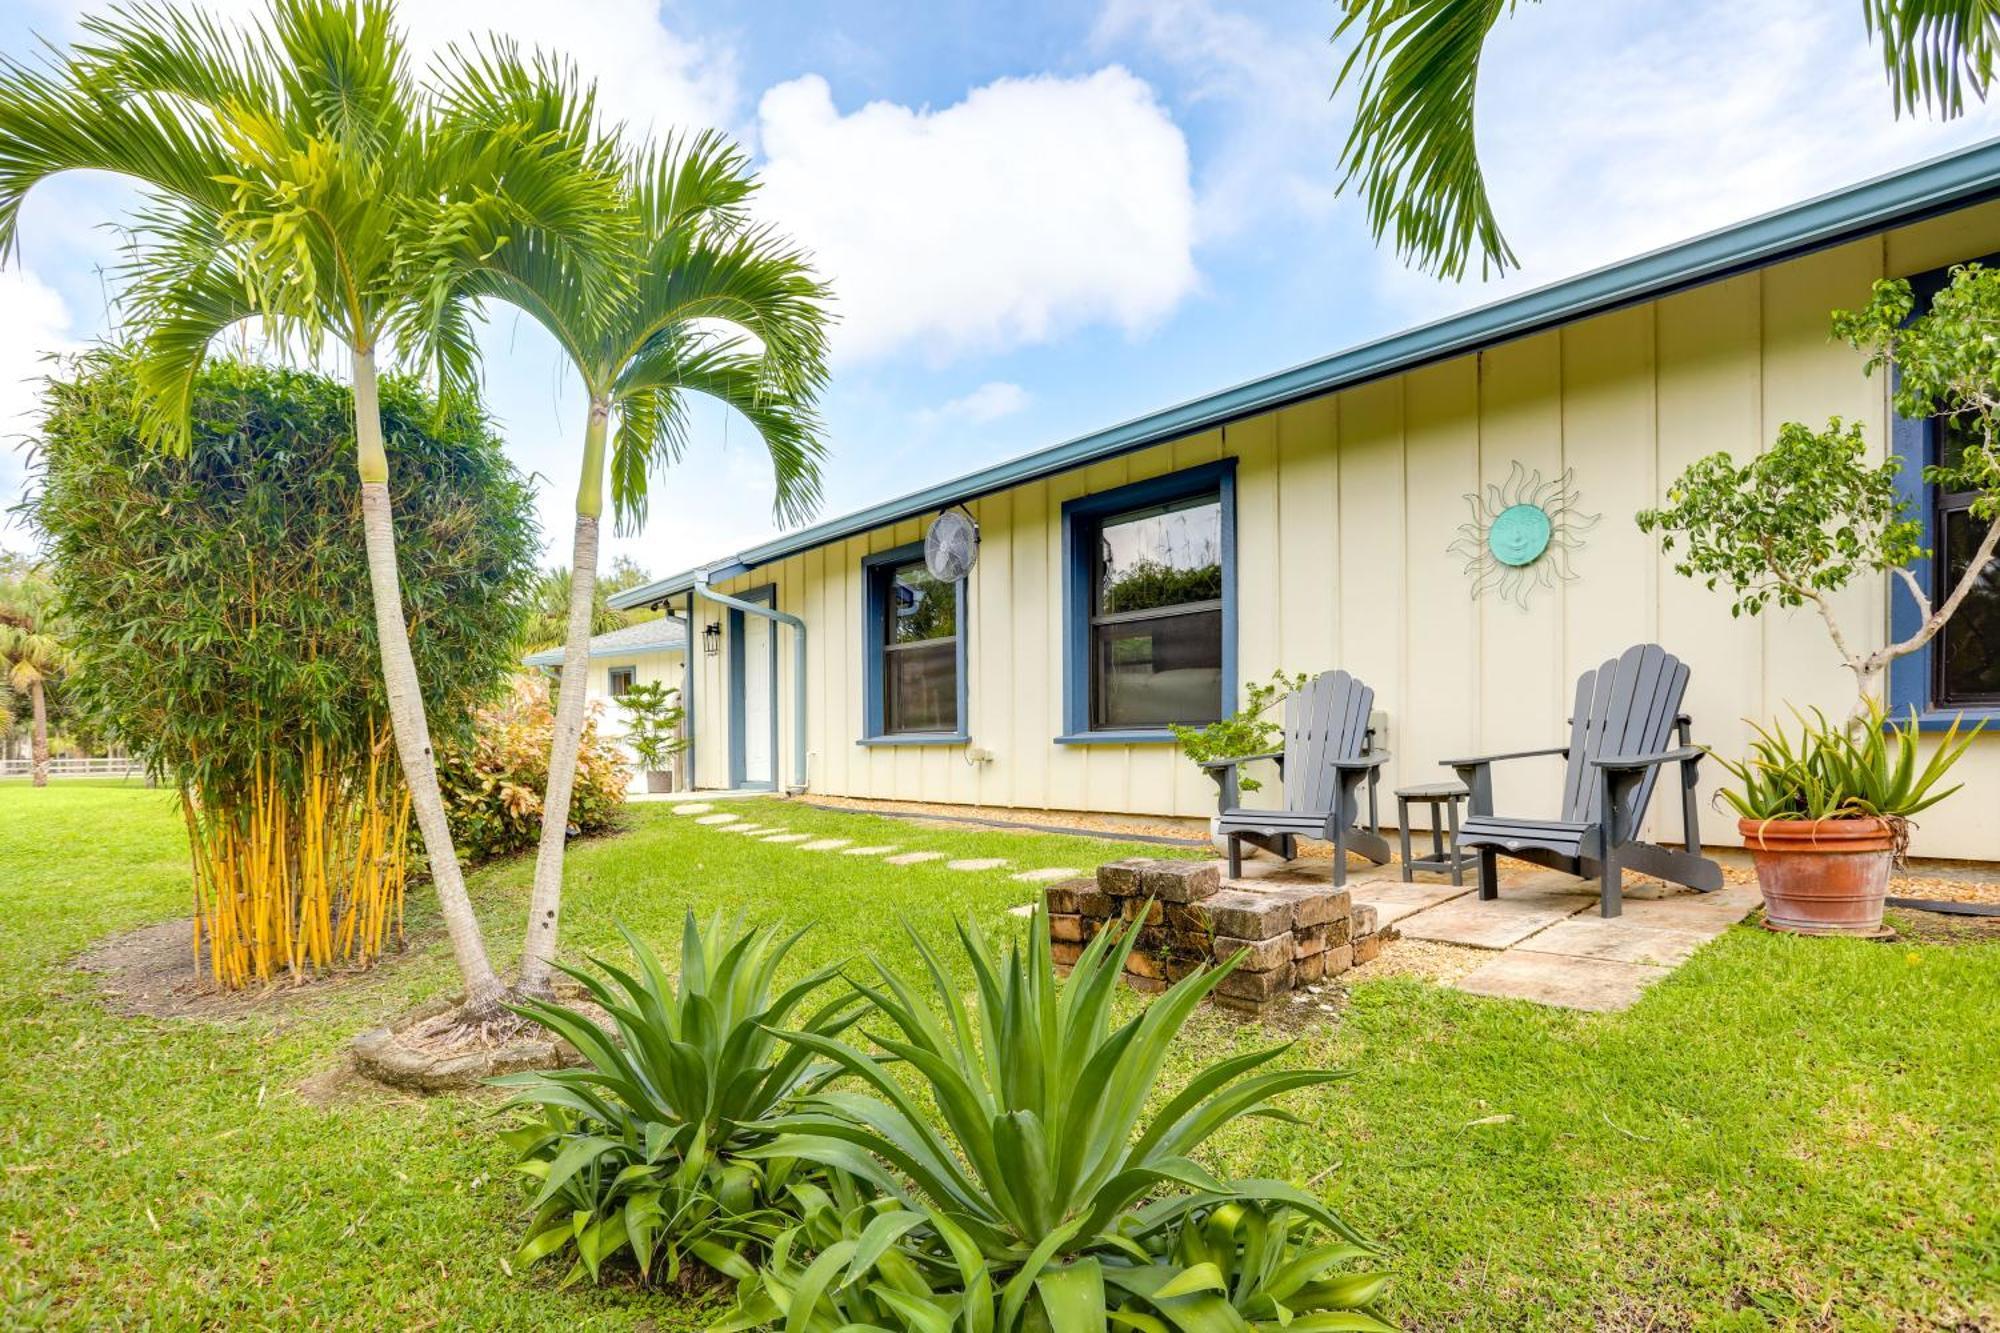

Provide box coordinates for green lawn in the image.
[1,785,1994,1330]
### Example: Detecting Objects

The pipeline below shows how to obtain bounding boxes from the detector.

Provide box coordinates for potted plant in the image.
[614,681,687,794]
[1171,669,1306,853]
[1715,704,1982,936]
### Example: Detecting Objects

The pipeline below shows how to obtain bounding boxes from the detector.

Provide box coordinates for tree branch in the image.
[1885,510,2000,661]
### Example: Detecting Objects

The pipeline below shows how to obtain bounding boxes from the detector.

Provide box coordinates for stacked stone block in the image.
[1044,856,1398,1018]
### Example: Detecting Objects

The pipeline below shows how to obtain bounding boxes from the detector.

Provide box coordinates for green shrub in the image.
[495,914,864,1286]
[716,909,1388,1331]
[1171,670,1309,795]
[436,675,628,863]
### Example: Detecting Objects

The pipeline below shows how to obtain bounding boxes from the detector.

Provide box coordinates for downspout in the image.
[694,570,809,793]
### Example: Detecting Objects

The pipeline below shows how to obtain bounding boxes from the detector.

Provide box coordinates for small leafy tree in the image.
[1170,670,1308,794]
[614,681,687,777]
[1638,264,2000,704]
[0,568,66,787]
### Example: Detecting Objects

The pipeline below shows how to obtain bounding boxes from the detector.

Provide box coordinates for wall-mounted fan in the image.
[924,506,980,582]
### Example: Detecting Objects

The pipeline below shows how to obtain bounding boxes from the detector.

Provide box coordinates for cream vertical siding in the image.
[684,202,2000,861]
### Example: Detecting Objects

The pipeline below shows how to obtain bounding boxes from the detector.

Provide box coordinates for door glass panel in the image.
[1092,607,1223,728]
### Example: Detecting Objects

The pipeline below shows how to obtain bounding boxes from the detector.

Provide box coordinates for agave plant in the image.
[716,907,1386,1330]
[494,913,864,1285]
[1714,702,1983,826]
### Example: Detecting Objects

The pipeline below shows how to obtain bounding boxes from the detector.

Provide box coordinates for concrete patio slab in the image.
[1348,879,1475,927]
[1453,951,1668,1012]
[884,851,945,866]
[1514,917,1717,968]
[1396,888,1597,949]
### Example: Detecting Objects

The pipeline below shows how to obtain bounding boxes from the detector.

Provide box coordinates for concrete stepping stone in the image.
[695,812,740,825]
[1513,917,1715,968]
[1347,880,1474,928]
[724,824,770,835]
[800,838,852,851]
[1452,951,1668,1012]
[1011,867,1082,883]
[671,803,715,816]
[761,832,811,844]
[842,845,899,856]
[1396,887,1595,950]
[947,858,1009,872]
[1007,903,1036,918]
[884,851,945,866]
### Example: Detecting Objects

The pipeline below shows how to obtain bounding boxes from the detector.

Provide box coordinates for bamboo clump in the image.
[185,725,411,989]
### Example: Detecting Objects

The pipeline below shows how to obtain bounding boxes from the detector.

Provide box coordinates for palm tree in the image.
[518,565,633,655]
[0,572,66,788]
[439,50,832,995]
[1333,0,2000,278]
[0,0,622,1017]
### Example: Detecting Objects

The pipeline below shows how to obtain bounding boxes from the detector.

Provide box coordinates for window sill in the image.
[856,733,970,748]
[1054,729,1182,746]
[1889,704,2000,732]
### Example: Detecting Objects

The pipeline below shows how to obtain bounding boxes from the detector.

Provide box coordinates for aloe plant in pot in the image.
[1715,704,1982,936]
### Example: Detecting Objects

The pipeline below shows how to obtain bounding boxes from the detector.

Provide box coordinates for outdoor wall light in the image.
[702,621,722,657]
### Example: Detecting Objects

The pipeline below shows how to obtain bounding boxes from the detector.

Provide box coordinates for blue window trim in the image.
[727,583,780,789]
[1057,459,1237,745]
[1887,255,2000,731]
[858,541,970,747]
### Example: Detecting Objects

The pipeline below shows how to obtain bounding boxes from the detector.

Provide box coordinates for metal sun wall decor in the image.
[1447,461,1600,607]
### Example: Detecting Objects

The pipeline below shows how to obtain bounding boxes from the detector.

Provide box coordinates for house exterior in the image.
[612,144,2000,860]
[523,616,688,780]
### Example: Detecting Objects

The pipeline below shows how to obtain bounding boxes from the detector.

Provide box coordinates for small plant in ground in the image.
[435,675,628,864]
[1171,669,1309,794]
[1638,264,2000,705]
[1715,701,1982,841]
[714,908,1388,1331]
[614,681,688,779]
[495,914,864,1286]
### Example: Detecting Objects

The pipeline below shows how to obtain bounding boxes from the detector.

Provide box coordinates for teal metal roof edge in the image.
[610,137,2000,612]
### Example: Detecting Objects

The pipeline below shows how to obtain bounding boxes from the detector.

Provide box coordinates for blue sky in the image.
[7,0,2000,580]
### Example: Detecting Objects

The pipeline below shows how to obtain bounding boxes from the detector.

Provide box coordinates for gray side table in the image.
[1394,781,1472,885]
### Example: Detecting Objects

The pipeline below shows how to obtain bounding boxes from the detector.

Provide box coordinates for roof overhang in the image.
[610,138,2000,612]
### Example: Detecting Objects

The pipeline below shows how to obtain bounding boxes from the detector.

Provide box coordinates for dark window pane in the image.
[1092,607,1222,728]
[888,561,955,644]
[885,639,958,732]
[1096,495,1222,614]
[1937,507,2000,704]
[608,667,635,697]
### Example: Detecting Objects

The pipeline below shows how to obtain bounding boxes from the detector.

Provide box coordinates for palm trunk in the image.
[352,347,504,1014]
[29,678,47,789]
[517,401,610,997]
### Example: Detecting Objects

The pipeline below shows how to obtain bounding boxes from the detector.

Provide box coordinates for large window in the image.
[862,545,965,741]
[1931,415,2000,707]
[1062,461,1235,739]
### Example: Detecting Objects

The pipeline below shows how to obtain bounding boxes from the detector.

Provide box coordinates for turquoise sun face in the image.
[1487,503,1553,567]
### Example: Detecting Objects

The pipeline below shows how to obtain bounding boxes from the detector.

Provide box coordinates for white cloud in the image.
[753,69,1199,363]
[920,381,1031,426]
[0,268,76,553]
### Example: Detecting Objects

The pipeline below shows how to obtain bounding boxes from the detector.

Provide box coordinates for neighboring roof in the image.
[611,137,2000,611]
[521,614,686,667]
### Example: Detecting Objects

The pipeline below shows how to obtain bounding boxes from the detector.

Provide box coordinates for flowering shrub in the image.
[438,676,628,864]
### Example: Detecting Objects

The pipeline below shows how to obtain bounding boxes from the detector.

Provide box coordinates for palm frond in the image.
[1332,0,1523,281]
[1866,0,2000,118]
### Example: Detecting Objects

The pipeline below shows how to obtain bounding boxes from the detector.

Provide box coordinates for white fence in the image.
[0,756,146,779]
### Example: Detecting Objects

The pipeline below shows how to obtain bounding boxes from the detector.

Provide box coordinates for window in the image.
[1062,460,1235,740]
[607,666,636,698]
[1888,256,2000,724]
[1931,415,2000,707]
[862,544,965,741]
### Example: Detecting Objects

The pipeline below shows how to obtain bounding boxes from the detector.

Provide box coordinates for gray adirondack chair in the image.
[1202,669,1393,885]
[1445,643,1722,918]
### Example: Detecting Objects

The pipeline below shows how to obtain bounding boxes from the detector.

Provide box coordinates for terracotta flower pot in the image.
[1738,817,1895,938]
